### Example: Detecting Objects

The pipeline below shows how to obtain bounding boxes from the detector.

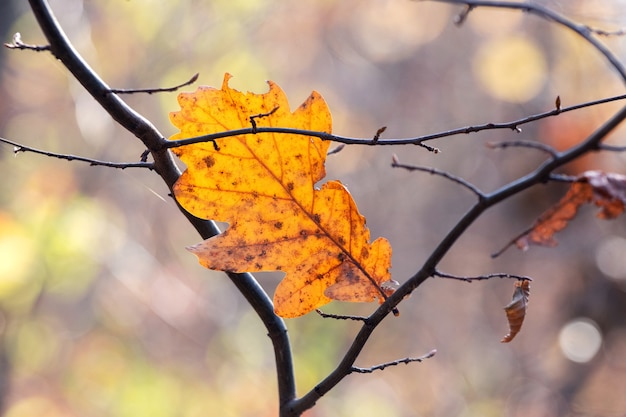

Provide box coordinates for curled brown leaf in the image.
[501,280,530,343]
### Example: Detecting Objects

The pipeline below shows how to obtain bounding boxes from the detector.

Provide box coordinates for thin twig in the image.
[434,270,533,283]
[1,137,154,169]
[3,32,50,51]
[598,144,626,152]
[432,0,626,84]
[250,106,280,133]
[350,349,437,374]
[486,140,559,158]
[549,173,578,183]
[163,93,626,150]
[293,88,626,417]
[391,154,484,197]
[418,142,441,153]
[108,73,199,95]
[315,310,368,322]
[490,226,534,258]
[586,26,626,37]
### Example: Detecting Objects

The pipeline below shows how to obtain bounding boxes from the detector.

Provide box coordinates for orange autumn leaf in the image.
[501,280,530,343]
[516,171,626,250]
[516,181,593,250]
[169,74,392,318]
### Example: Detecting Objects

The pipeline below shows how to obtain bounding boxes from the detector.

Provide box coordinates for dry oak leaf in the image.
[501,280,530,343]
[169,74,392,318]
[516,170,626,250]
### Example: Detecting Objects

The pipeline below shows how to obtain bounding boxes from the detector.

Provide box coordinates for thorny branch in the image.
[5,1,626,417]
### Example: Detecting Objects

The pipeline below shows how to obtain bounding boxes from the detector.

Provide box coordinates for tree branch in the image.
[486,140,559,158]
[391,154,484,197]
[26,0,297,412]
[434,0,626,84]
[19,1,626,416]
[289,58,626,417]
[434,270,533,283]
[108,73,199,95]
[350,349,437,374]
[3,32,50,51]
[1,136,154,169]
[316,309,368,322]
[162,93,626,149]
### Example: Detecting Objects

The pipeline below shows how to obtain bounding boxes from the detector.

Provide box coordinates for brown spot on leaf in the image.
[203,155,216,168]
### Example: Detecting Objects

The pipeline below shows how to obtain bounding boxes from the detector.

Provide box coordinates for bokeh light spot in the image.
[558,318,602,363]
[595,236,626,282]
[349,1,450,62]
[473,36,547,103]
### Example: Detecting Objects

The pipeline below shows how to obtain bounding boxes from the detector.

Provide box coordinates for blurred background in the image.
[1,0,626,416]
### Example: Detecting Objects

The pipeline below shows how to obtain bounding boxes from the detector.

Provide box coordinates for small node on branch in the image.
[327,144,345,156]
[108,73,199,95]
[418,142,440,153]
[4,32,50,52]
[371,126,387,144]
[453,5,474,26]
[555,95,561,112]
[249,106,280,133]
